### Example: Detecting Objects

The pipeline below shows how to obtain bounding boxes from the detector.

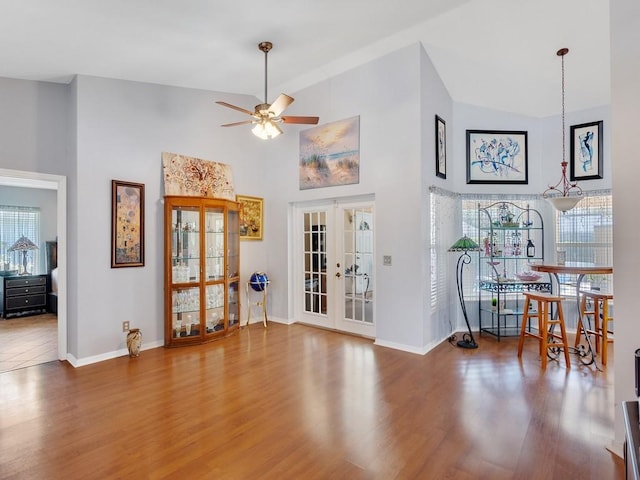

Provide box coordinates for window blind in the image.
[0,206,41,273]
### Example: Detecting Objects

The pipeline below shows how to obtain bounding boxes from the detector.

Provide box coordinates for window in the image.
[0,206,41,274]
[555,192,613,293]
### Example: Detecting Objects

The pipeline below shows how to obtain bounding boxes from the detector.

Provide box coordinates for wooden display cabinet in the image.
[164,196,240,346]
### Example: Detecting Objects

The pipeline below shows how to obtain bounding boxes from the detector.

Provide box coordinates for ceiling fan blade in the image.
[269,94,294,117]
[281,115,320,125]
[216,101,254,116]
[221,120,254,127]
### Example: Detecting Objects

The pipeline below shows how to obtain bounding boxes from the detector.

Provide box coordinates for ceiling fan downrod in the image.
[258,41,272,105]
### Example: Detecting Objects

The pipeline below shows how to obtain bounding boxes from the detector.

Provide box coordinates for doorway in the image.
[0,168,67,363]
[294,198,375,338]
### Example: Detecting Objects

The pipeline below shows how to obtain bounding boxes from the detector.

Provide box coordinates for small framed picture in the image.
[111,180,145,267]
[435,115,446,179]
[466,130,528,184]
[236,195,263,241]
[570,120,603,180]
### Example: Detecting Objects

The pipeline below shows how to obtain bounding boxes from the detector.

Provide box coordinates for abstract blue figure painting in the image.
[570,121,603,180]
[466,130,528,184]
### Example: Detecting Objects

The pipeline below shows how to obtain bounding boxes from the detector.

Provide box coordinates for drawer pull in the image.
[25,289,29,293]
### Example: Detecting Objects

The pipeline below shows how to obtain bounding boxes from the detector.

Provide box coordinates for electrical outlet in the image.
[122,321,130,332]
[383,255,392,266]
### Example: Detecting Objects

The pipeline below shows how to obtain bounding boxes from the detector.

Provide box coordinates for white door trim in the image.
[0,168,67,361]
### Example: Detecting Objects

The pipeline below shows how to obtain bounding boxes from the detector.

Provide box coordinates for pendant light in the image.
[543,48,583,212]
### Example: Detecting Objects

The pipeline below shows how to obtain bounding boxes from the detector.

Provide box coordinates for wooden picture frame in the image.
[570,120,603,181]
[111,180,145,267]
[237,195,263,241]
[435,115,446,179]
[466,129,528,184]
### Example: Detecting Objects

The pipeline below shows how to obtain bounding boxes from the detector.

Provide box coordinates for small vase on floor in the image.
[126,328,142,357]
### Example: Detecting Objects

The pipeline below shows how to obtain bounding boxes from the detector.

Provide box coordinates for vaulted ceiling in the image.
[0,0,609,117]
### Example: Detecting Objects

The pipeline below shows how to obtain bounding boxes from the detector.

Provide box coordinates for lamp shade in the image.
[252,121,282,140]
[448,236,480,252]
[547,196,582,213]
[8,236,38,252]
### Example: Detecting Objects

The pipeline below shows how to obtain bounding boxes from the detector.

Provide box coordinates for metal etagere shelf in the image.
[477,202,551,340]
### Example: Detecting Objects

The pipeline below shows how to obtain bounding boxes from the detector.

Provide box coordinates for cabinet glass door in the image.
[204,207,224,280]
[171,286,201,339]
[205,284,225,333]
[228,280,239,328]
[171,207,200,283]
[227,210,239,279]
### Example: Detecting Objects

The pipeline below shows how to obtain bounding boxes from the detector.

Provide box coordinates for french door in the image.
[294,199,375,338]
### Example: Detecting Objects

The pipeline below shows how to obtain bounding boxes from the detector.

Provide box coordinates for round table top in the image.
[530,263,613,275]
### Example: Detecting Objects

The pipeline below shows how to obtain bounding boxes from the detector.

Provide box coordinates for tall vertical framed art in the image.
[435,115,446,179]
[111,180,145,267]
[570,120,603,180]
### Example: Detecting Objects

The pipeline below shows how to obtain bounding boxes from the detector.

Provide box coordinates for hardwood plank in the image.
[0,324,624,479]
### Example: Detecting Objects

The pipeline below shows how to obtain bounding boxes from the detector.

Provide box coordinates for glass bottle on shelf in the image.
[526,239,535,258]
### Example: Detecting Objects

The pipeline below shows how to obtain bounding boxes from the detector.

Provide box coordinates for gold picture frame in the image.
[237,195,263,241]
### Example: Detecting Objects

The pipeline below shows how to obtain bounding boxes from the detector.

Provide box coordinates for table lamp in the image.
[448,235,481,349]
[8,236,38,275]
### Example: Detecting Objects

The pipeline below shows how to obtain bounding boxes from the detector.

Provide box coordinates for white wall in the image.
[261,44,427,350]
[611,0,640,447]
[0,77,69,176]
[71,75,267,360]
[452,103,611,196]
[420,45,456,346]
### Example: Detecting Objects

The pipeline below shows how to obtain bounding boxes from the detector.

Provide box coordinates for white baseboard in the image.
[66,339,164,368]
[606,438,624,459]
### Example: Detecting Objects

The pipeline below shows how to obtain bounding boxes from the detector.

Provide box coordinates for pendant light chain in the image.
[561,51,566,165]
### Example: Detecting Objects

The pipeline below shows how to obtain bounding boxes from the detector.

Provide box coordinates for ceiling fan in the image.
[216,41,319,140]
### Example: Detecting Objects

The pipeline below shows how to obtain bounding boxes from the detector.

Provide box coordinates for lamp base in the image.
[457,339,478,349]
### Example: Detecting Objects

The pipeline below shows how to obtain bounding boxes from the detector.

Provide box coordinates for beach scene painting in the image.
[299,116,360,190]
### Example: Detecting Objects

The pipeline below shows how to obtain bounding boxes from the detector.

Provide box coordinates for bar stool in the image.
[575,289,614,365]
[518,292,571,369]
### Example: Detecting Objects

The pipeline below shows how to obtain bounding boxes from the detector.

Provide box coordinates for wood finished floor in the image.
[0,313,57,374]
[0,323,623,479]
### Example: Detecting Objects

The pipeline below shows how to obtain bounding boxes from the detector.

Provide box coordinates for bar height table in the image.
[530,262,613,367]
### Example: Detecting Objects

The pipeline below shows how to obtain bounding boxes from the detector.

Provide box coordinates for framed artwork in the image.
[161,151,235,199]
[111,180,145,267]
[570,120,603,181]
[466,129,528,184]
[435,115,446,179]
[237,195,263,241]
[299,116,360,190]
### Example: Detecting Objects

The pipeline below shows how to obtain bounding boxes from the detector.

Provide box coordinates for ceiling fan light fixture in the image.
[216,42,319,138]
[252,120,281,140]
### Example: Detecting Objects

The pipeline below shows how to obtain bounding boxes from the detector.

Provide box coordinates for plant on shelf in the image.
[491,298,497,312]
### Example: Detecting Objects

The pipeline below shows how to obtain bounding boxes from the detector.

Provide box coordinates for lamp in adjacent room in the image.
[543,48,583,213]
[448,235,481,349]
[8,236,38,275]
